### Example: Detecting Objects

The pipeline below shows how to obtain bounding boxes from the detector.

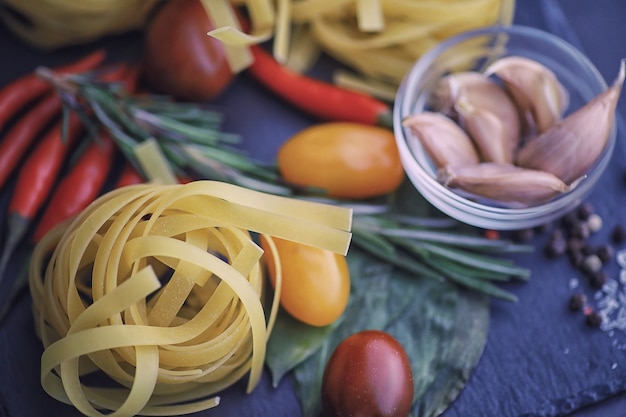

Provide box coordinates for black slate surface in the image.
[1,1,626,416]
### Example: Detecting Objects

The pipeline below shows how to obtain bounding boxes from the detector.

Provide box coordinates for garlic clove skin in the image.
[438,162,575,206]
[454,97,513,163]
[402,111,480,169]
[485,55,569,134]
[516,59,625,184]
[431,71,521,163]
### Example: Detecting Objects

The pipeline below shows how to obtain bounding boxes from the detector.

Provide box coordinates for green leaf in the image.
[292,250,396,417]
[410,289,489,417]
[290,247,490,417]
[265,309,338,388]
[385,275,459,401]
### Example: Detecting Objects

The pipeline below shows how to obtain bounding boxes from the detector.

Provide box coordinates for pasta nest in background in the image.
[0,0,159,50]
[0,0,514,94]
[208,0,515,97]
[289,0,514,85]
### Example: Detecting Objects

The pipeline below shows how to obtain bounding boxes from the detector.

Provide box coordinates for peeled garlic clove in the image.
[516,59,625,184]
[402,111,480,169]
[455,97,513,163]
[485,55,569,133]
[438,162,574,205]
[431,72,521,159]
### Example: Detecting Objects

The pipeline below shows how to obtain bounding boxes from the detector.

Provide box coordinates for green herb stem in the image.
[41,70,533,301]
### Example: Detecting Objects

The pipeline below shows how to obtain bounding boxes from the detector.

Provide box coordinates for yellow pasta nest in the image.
[209,0,516,93]
[289,0,515,85]
[29,181,352,417]
[0,0,159,50]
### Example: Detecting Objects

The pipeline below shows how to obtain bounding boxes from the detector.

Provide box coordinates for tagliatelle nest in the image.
[0,0,515,95]
[0,0,159,50]
[29,180,351,417]
[208,0,515,97]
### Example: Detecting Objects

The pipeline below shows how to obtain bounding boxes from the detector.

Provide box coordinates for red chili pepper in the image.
[0,113,84,274]
[32,132,116,242]
[115,162,145,188]
[0,93,62,189]
[0,49,106,131]
[122,63,142,95]
[3,62,129,227]
[483,229,500,240]
[0,62,129,276]
[247,45,392,127]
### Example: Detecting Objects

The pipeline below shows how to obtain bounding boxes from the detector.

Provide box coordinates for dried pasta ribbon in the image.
[29,180,352,417]
[208,0,511,87]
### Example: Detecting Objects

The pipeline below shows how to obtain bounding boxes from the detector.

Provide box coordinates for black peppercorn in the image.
[585,310,603,328]
[570,221,590,240]
[588,270,609,289]
[580,243,596,256]
[544,236,567,258]
[534,222,553,235]
[550,228,564,242]
[568,293,586,311]
[612,224,626,245]
[568,250,584,269]
[577,202,595,221]
[566,237,585,255]
[561,211,580,229]
[512,228,534,243]
[596,243,615,263]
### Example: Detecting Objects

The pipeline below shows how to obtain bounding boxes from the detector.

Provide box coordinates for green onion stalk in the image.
[35,66,533,302]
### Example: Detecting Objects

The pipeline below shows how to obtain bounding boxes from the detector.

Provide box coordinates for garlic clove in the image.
[516,59,625,184]
[402,111,480,169]
[485,55,569,134]
[454,96,513,163]
[438,162,575,206]
[431,71,521,162]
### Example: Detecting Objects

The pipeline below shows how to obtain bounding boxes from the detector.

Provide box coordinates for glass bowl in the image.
[393,25,616,231]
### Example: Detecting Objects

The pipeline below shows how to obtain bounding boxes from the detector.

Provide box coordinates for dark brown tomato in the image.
[321,330,414,417]
[142,0,234,101]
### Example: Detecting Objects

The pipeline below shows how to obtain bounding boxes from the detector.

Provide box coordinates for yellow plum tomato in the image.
[260,235,350,327]
[277,123,405,199]
[142,0,234,101]
[321,330,414,417]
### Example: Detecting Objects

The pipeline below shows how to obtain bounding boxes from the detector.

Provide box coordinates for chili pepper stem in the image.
[0,213,31,282]
[0,255,30,325]
[376,111,394,129]
[34,67,79,96]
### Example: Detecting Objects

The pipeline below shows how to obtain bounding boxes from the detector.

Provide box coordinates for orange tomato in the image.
[260,235,350,327]
[277,122,405,199]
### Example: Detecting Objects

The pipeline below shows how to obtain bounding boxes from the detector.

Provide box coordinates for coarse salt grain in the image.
[594,271,626,332]
[587,213,603,233]
[603,279,618,295]
[583,254,603,273]
[616,249,626,269]
[559,225,626,335]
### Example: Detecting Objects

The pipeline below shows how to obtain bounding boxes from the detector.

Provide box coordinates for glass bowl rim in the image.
[393,24,616,229]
